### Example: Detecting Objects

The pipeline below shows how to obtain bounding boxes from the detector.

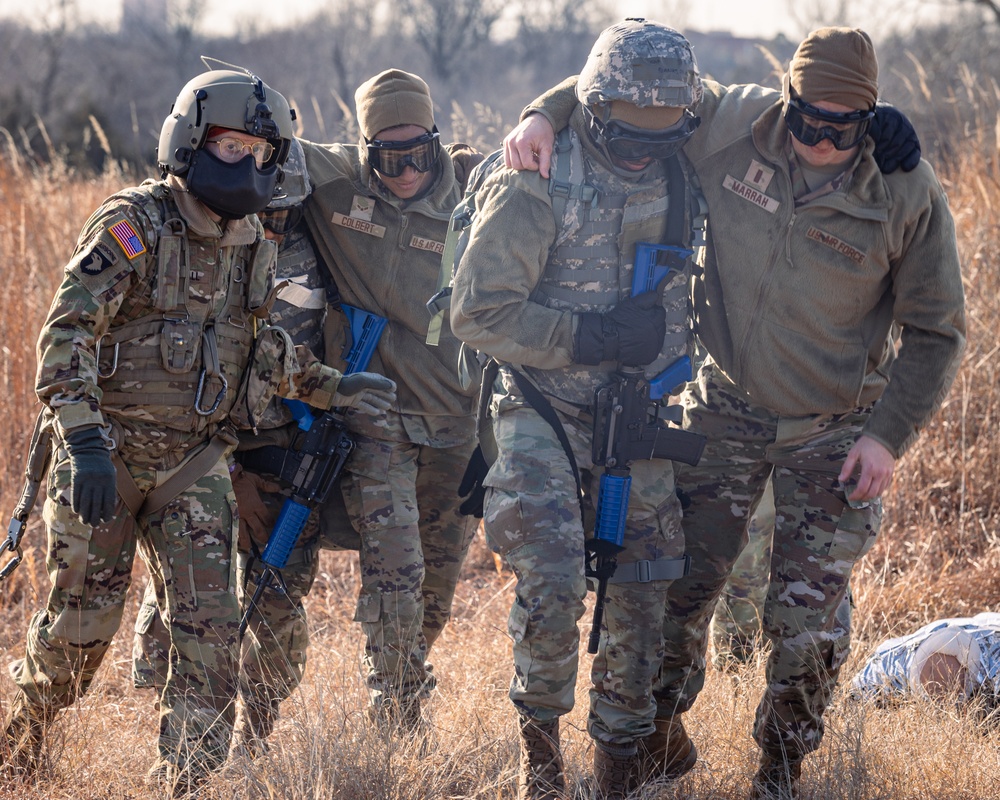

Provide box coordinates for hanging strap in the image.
[113,426,241,519]
[508,367,586,526]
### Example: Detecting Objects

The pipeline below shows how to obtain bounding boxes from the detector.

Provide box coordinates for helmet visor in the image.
[784,97,874,151]
[367,131,441,178]
[591,111,700,161]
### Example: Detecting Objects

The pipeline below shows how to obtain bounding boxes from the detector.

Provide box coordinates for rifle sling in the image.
[508,368,586,526]
[606,555,690,584]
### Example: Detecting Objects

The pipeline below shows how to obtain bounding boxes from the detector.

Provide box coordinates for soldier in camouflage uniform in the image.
[131,138,362,758]
[297,70,485,730]
[0,68,395,794]
[507,27,965,800]
[450,21,706,799]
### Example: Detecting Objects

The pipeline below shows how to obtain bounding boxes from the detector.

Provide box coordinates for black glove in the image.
[869,102,921,173]
[65,426,117,527]
[573,292,666,367]
[332,372,397,415]
[457,445,489,518]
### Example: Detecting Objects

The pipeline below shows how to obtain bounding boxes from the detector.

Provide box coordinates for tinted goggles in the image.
[784,97,874,150]
[259,205,304,236]
[591,111,700,161]
[366,130,441,177]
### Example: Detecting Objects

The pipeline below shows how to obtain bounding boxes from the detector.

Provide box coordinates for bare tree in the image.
[36,0,76,117]
[955,0,1000,24]
[398,0,505,84]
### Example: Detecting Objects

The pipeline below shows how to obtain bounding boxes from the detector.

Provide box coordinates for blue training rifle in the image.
[586,243,707,654]
[239,306,387,636]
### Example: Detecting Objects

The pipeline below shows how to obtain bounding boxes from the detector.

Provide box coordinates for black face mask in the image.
[185,147,279,220]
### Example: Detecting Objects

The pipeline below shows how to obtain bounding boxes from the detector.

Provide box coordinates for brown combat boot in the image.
[749,751,802,800]
[635,716,697,784]
[1,692,56,780]
[518,717,565,800]
[592,744,637,800]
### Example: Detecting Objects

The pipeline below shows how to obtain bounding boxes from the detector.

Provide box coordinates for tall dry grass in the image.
[0,90,998,800]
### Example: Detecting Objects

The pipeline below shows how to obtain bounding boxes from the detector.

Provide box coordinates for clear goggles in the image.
[207,136,275,168]
[258,205,304,236]
[590,111,700,161]
[366,130,441,177]
[784,97,874,150]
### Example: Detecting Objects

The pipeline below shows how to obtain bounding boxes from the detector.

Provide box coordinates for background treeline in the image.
[0,0,996,170]
[0,2,999,798]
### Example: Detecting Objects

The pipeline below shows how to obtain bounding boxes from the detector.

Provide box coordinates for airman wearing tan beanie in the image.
[355,69,436,141]
[783,27,879,111]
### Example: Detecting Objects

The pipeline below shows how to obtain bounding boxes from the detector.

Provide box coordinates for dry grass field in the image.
[0,97,998,799]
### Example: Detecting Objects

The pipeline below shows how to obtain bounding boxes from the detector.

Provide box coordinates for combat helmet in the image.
[157,61,296,176]
[577,18,702,110]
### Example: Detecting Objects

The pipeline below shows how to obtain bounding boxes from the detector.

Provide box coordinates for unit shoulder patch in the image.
[78,242,119,275]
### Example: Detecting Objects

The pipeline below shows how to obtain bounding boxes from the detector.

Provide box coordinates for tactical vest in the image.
[525,129,704,407]
[95,182,277,435]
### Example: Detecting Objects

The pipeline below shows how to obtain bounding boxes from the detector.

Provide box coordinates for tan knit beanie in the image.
[355,69,435,140]
[784,27,878,110]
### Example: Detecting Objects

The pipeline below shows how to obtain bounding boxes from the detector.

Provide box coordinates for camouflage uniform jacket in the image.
[450,107,698,408]
[683,80,966,458]
[300,140,483,448]
[37,178,345,470]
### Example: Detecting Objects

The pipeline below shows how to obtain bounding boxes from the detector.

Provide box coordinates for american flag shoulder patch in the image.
[107,217,147,259]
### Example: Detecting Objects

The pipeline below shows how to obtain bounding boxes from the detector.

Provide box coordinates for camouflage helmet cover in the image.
[577,18,702,110]
[269,138,310,209]
[157,66,296,176]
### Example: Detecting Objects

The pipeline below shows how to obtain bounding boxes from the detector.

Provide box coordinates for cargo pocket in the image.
[134,597,158,634]
[481,450,553,557]
[354,586,383,624]
[344,440,396,527]
[828,499,882,562]
[42,453,94,591]
[483,449,551,495]
[508,600,530,644]
[162,505,198,612]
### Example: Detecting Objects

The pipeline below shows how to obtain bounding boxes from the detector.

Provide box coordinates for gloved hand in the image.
[869,102,921,173]
[65,426,117,527]
[457,445,489,518]
[573,292,666,367]
[230,462,276,550]
[332,372,397,415]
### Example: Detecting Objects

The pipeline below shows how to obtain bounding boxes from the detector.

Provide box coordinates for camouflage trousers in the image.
[662,362,881,759]
[482,389,685,747]
[710,480,853,669]
[710,480,774,665]
[10,442,240,782]
[340,434,477,709]
[133,464,357,725]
